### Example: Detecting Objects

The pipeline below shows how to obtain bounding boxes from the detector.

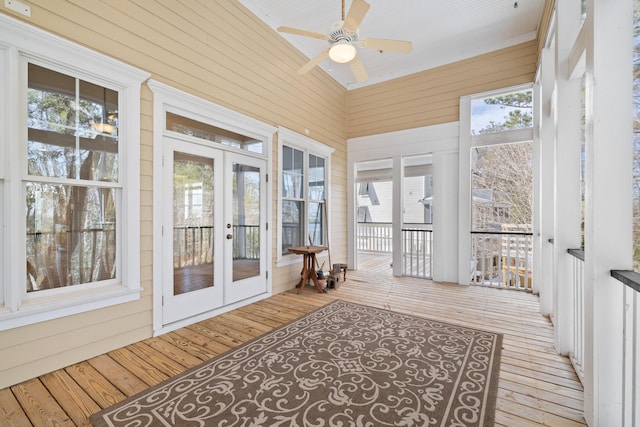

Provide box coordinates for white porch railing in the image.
[356,222,433,279]
[568,248,585,383]
[470,231,533,290]
[402,225,433,279]
[610,270,640,426]
[357,222,393,253]
[173,225,260,269]
[568,259,640,424]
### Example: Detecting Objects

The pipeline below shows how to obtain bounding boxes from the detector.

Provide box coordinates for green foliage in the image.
[479,91,533,134]
[483,92,532,109]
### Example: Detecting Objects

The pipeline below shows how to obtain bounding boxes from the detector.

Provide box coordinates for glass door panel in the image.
[163,138,223,325]
[224,153,266,304]
[231,162,261,282]
[173,151,215,294]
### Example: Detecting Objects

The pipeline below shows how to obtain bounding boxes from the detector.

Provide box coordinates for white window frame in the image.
[276,127,334,266]
[0,14,149,331]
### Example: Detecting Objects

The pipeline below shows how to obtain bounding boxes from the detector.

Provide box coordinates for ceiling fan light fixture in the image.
[329,40,356,63]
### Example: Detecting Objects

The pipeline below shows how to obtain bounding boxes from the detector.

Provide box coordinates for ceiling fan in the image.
[277,0,413,82]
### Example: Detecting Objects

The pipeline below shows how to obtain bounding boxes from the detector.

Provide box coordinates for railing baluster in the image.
[610,270,640,425]
[471,231,533,290]
[567,249,585,383]
[355,223,432,279]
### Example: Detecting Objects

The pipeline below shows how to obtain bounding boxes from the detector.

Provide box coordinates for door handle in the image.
[226,234,233,239]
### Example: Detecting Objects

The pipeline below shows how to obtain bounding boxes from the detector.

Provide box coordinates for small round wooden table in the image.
[288,245,327,294]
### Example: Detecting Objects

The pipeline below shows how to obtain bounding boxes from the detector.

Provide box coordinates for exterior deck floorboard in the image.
[1,254,585,426]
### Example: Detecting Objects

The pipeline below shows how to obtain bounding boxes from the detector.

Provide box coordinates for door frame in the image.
[149,80,274,335]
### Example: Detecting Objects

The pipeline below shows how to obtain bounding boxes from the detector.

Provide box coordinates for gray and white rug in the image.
[91,300,502,426]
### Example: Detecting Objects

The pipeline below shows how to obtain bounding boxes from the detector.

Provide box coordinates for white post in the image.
[392,155,403,276]
[538,45,556,316]
[346,155,356,269]
[533,76,542,295]
[433,150,460,283]
[582,0,630,424]
[458,96,472,284]
[553,0,582,355]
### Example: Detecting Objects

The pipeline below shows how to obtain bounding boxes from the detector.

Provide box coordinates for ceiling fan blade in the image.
[343,0,371,34]
[359,38,413,54]
[298,49,330,75]
[277,26,329,40]
[348,54,368,82]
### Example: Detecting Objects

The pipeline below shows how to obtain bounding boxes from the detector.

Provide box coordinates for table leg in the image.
[295,252,327,294]
[296,255,308,294]
[307,254,326,293]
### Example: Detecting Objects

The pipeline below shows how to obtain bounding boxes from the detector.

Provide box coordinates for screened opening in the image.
[471,89,533,135]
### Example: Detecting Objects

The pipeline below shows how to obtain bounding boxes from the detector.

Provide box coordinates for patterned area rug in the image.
[91,300,502,426]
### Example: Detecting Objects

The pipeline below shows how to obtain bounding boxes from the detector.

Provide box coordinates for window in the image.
[26,64,119,292]
[277,127,333,262]
[166,112,264,154]
[0,14,148,330]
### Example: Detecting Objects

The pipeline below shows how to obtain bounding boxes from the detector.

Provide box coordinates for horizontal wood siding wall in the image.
[537,0,556,56]
[0,0,346,389]
[345,40,538,138]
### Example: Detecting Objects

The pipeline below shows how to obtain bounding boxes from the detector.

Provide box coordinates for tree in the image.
[473,142,533,230]
[478,92,533,133]
[472,91,533,231]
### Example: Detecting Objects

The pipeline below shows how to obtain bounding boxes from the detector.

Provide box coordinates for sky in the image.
[470,99,529,134]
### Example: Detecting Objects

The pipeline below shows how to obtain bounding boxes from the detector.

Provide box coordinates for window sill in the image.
[0,285,143,331]
[276,254,305,267]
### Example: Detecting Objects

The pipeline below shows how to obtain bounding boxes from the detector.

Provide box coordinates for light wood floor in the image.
[0,253,585,426]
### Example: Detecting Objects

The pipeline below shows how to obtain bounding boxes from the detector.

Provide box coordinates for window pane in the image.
[26,183,117,291]
[232,163,261,281]
[282,145,304,199]
[172,152,214,295]
[79,80,119,182]
[282,200,303,253]
[308,201,324,245]
[166,112,263,154]
[27,63,119,181]
[471,142,533,232]
[308,154,325,201]
[470,90,533,135]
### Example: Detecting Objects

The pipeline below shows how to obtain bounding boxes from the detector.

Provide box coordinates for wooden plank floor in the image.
[0,253,585,426]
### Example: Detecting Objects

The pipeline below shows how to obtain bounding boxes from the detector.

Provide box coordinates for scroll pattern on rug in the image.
[91,300,502,427]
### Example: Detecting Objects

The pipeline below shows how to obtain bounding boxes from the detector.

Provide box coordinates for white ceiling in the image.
[239,0,544,90]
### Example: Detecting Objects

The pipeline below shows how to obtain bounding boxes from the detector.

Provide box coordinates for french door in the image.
[162,137,267,325]
[223,152,267,304]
